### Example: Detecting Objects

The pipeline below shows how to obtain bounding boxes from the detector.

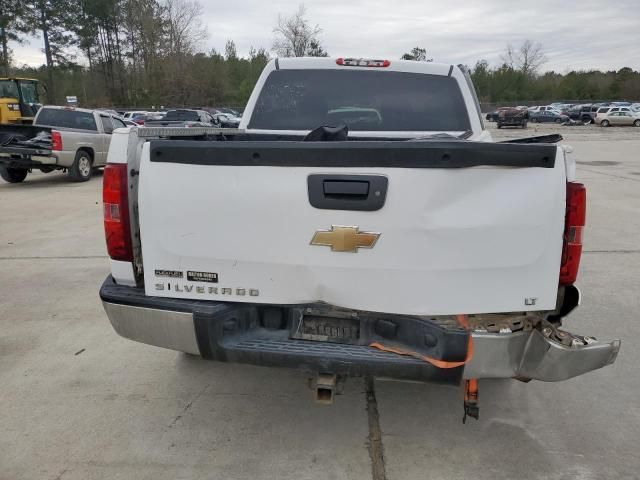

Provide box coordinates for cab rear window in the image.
[249,69,471,132]
[36,109,97,131]
[164,110,199,121]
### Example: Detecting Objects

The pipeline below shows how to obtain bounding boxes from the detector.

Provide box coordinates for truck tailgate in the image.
[138,140,566,315]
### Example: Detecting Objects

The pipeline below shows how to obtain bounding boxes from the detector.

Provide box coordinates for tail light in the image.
[103,163,133,262]
[51,130,62,151]
[560,182,586,285]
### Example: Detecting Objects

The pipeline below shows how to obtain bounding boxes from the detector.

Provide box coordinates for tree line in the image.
[470,40,640,104]
[2,2,639,108]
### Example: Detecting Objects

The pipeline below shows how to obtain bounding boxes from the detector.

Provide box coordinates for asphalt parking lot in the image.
[1,123,639,480]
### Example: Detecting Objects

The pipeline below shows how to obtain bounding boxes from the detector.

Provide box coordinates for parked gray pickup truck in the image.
[0,106,126,183]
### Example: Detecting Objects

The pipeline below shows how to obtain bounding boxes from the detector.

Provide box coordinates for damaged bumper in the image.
[465,329,619,381]
[100,276,620,384]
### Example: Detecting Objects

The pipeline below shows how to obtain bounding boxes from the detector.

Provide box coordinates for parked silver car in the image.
[594,106,634,125]
[599,111,640,127]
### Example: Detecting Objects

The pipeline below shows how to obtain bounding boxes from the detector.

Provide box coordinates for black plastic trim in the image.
[500,134,563,144]
[0,156,53,168]
[0,147,51,156]
[307,174,388,211]
[150,139,557,169]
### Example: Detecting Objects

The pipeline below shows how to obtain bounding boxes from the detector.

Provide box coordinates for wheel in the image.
[554,118,562,124]
[68,150,93,182]
[634,119,640,127]
[530,118,538,123]
[600,120,610,127]
[581,117,592,125]
[0,166,28,183]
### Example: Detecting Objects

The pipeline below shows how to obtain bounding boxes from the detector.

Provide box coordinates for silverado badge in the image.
[310,225,380,253]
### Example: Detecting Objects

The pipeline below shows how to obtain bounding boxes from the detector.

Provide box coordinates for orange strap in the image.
[465,378,479,402]
[369,314,473,369]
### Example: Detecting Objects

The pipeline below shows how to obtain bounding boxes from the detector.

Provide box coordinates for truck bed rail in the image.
[135,127,245,138]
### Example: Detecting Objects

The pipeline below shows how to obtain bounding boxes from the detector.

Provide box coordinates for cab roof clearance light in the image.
[336,58,391,67]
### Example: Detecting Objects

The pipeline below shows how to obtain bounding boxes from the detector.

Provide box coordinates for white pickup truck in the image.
[99,58,619,417]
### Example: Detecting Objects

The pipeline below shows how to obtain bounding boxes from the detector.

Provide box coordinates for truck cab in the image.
[0,78,42,124]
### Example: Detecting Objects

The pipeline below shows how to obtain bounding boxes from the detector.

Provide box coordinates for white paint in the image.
[110,259,136,286]
[239,58,485,139]
[110,57,568,315]
[138,144,566,315]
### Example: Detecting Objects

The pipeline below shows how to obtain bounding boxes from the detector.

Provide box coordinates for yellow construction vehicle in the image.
[0,78,43,124]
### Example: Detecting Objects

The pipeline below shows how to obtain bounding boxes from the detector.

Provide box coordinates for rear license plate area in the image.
[291,310,360,344]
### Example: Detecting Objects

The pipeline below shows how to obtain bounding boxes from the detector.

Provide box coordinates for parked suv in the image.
[567,104,598,124]
[0,106,125,183]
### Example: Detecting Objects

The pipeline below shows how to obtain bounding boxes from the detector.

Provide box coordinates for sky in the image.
[11,0,640,73]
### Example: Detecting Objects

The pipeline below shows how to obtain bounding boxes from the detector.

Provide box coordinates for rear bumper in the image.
[0,153,57,168]
[100,276,620,383]
[0,150,75,168]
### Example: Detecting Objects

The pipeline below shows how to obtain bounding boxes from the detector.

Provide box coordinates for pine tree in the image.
[24,0,78,101]
[0,0,32,75]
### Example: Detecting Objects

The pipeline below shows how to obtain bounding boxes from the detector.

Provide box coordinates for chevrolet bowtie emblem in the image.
[310,225,380,252]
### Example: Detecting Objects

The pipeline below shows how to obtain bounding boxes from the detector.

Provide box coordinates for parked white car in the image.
[122,110,148,119]
[528,105,562,114]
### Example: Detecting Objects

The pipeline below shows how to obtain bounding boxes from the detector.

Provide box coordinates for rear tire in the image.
[554,118,562,124]
[601,120,610,127]
[0,166,28,183]
[530,118,538,123]
[68,150,93,182]
[582,116,592,125]
[634,119,640,127]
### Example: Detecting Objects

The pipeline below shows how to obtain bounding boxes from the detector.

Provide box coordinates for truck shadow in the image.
[0,169,103,189]
[370,377,578,479]
[167,355,567,479]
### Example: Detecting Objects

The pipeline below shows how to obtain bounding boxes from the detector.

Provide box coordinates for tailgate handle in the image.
[308,174,388,211]
[323,180,369,197]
